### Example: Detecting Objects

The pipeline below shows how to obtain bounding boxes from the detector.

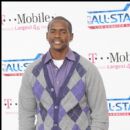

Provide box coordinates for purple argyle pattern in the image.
[38,124,44,130]
[67,104,82,122]
[58,105,66,122]
[71,80,85,101]
[72,124,80,130]
[48,104,54,119]
[76,63,86,77]
[39,102,47,121]
[30,52,92,130]
[32,80,44,101]
[60,85,70,99]
[83,106,90,114]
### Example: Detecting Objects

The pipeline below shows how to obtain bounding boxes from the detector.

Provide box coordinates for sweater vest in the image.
[32,52,91,130]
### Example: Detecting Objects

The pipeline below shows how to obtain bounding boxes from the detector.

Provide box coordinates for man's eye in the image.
[50,30,55,33]
[61,31,66,34]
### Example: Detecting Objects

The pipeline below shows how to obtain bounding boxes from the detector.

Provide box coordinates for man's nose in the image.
[54,31,60,37]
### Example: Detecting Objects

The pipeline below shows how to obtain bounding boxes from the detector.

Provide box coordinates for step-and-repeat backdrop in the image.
[2,2,130,130]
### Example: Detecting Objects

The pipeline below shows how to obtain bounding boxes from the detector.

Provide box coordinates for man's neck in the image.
[50,48,69,60]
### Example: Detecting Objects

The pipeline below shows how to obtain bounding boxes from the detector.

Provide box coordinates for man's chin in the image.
[53,48,63,52]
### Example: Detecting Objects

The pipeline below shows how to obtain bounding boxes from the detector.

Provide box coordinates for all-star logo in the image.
[87,3,130,29]
[107,96,130,116]
[2,53,42,76]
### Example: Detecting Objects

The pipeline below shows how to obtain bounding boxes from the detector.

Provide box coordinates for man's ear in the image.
[70,33,74,41]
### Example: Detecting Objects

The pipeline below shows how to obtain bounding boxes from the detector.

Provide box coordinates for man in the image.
[19,16,109,130]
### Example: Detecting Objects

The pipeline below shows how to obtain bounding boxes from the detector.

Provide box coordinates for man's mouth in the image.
[53,40,61,45]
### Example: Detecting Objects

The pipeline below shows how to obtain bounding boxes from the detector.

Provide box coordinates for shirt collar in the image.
[65,48,75,61]
[44,48,75,64]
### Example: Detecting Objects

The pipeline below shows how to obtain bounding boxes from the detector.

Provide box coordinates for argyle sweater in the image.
[19,52,109,130]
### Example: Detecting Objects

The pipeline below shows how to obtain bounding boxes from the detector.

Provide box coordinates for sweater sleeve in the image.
[18,68,36,130]
[86,64,109,130]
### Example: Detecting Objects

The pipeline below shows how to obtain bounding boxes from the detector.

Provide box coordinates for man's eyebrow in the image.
[50,28,67,31]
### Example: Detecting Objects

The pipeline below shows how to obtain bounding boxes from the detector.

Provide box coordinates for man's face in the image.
[46,19,73,52]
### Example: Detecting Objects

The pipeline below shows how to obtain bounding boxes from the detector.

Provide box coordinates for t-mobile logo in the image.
[88,53,97,63]
[4,99,12,109]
